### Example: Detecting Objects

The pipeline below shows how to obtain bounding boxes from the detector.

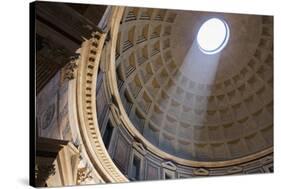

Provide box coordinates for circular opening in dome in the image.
[197,18,229,54]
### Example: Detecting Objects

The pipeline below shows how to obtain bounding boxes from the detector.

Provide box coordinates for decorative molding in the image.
[109,103,121,126]
[133,142,147,155]
[260,155,273,165]
[161,161,177,171]
[75,6,128,183]
[193,168,209,176]
[227,166,243,174]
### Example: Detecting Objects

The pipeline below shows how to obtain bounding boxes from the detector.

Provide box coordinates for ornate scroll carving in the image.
[77,167,93,185]
[63,55,79,81]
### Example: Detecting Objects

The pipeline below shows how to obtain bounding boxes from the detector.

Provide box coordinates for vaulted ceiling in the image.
[115,7,273,161]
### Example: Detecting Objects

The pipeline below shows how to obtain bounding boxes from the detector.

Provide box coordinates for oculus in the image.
[197,18,230,54]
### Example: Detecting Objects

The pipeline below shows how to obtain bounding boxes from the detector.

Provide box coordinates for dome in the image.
[116,8,273,161]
